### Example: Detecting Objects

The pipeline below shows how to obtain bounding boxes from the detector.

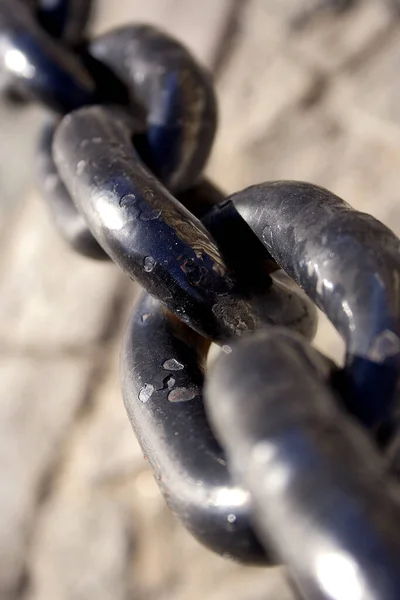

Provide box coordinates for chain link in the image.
[2,1,400,598]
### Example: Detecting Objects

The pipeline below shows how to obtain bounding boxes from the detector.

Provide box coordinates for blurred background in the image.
[0,0,399,598]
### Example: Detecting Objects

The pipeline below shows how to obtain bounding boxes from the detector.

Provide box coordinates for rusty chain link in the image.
[2,1,400,598]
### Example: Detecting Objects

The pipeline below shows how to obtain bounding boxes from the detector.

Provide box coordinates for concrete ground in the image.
[1,1,400,598]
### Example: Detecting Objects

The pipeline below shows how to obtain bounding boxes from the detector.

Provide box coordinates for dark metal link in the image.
[35,0,92,44]
[37,117,223,260]
[0,0,96,111]
[88,25,217,192]
[3,1,400,594]
[37,119,107,259]
[52,104,236,340]
[37,118,224,259]
[25,0,93,45]
[202,199,279,293]
[177,178,225,218]
[121,291,269,564]
[53,105,317,341]
[121,271,317,556]
[232,181,400,428]
[35,24,220,258]
[206,329,400,600]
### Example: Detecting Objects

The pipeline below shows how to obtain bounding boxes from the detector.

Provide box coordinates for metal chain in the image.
[2,1,400,598]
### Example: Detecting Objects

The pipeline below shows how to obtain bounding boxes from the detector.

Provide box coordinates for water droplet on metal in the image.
[227,514,236,523]
[163,359,184,371]
[156,375,176,392]
[168,387,198,403]
[369,330,400,363]
[165,376,175,390]
[139,207,161,221]
[144,256,155,272]
[119,193,136,207]
[222,345,232,354]
[76,160,86,176]
[139,383,154,403]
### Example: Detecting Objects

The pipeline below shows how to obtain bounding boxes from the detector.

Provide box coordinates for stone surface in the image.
[0,356,92,597]
[0,103,46,240]
[208,0,319,193]
[27,492,135,600]
[209,100,346,194]
[287,0,392,71]
[325,26,400,141]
